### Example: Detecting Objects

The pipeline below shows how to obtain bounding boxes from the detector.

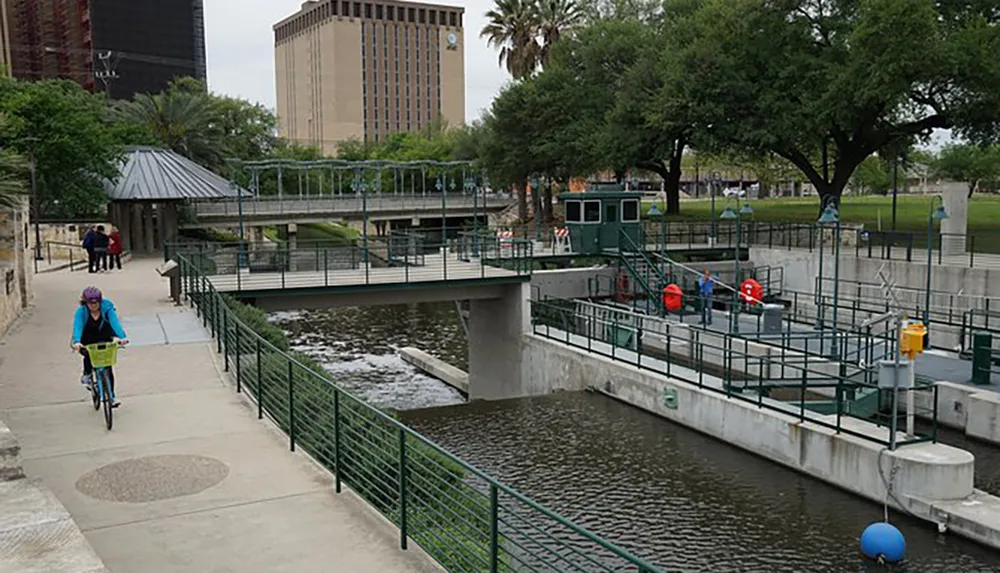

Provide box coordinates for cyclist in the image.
[71,286,128,407]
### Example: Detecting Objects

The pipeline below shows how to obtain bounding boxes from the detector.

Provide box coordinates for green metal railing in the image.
[167,236,533,293]
[530,297,939,448]
[175,254,659,573]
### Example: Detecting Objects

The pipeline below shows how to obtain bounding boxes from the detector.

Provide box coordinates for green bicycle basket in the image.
[85,342,118,368]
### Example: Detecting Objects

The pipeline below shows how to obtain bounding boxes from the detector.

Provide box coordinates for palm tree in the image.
[114,89,228,170]
[535,0,583,67]
[481,0,541,79]
[0,147,25,209]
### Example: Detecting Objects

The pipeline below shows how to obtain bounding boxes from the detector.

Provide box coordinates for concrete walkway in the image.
[0,258,442,573]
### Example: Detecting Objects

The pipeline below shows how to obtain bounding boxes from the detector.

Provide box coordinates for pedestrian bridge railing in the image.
[166,235,534,292]
[175,254,662,573]
[189,193,514,218]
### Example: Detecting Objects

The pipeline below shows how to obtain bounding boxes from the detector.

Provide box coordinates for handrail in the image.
[532,297,937,447]
[175,254,653,572]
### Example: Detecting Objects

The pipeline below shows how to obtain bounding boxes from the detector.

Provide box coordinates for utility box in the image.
[762,304,783,334]
[877,359,914,390]
[559,185,645,255]
[900,322,927,359]
[972,331,993,386]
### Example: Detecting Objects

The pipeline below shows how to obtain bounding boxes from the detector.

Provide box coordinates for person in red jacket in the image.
[108,227,123,270]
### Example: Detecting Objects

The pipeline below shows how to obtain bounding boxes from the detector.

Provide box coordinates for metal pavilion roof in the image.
[103,146,250,201]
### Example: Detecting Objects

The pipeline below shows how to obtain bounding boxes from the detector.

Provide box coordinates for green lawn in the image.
[646,194,1000,251]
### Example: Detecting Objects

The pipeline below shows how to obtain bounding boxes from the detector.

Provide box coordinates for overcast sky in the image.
[203,0,509,123]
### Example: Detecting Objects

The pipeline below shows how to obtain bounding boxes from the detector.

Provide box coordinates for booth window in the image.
[621,199,639,222]
[565,201,582,222]
[584,200,601,222]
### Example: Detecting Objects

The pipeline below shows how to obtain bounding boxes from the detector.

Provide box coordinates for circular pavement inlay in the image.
[76,455,230,503]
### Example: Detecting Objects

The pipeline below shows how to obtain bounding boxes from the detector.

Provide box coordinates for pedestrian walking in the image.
[698,268,716,325]
[108,227,123,270]
[82,226,97,273]
[93,225,110,272]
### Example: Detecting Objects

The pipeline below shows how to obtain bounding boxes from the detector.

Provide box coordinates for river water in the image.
[271,302,1000,572]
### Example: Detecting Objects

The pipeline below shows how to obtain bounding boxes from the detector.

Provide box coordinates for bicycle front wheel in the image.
[100,370,113,431]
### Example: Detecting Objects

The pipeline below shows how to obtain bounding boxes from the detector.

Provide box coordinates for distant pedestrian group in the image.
[82,225,123,273]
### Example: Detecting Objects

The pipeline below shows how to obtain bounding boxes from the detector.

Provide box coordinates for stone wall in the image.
[0,199,32,337]
[33,221,111,261]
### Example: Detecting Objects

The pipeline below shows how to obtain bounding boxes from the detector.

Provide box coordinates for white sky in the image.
[203,0,510,123]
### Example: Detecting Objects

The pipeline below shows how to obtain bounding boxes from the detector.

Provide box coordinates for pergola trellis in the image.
[225,159,492,259]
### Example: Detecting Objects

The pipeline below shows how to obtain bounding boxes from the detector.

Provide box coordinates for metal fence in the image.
[653,221,985,268]
[175,254,662,573]
[168,234,534,292]
[530,297,938,448]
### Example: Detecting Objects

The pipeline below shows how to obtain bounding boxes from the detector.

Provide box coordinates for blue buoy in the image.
[861,522,906,563]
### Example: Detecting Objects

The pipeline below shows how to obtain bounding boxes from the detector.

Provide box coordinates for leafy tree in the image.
[934,143,1000,196]
[847,155,892,195]
[664,0,1000,210]
[0,78,122,218]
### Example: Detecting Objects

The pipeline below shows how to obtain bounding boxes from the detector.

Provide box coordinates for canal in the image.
[272,302,1000,572]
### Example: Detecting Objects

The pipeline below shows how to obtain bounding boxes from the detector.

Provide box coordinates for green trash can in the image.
[972,331,993,386]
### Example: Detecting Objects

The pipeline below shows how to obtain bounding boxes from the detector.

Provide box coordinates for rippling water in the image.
[403,393,1000,572]
[271,302,1000,571]
[270,302,467,410]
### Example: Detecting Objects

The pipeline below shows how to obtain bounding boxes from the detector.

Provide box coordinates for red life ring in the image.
[739,278,763,306]
[662,284,683,312]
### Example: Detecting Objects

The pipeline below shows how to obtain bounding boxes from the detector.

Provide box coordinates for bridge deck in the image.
[209,254,525,293]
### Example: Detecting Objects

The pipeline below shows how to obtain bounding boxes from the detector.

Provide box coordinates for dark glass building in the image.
[7,0,206,100]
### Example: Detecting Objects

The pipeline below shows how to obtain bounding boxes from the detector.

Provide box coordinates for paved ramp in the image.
[120,312,210,347]
[0,259,442,573]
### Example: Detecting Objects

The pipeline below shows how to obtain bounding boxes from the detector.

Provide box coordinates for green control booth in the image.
[559,184,645,255]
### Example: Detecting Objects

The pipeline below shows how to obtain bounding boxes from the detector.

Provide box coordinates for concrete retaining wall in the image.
[911,381,1000,445]
[752,247,997,298]
[0,420,110,572]
[530,267,615,300]
[399,347,469,395]
[521,335,1000,544]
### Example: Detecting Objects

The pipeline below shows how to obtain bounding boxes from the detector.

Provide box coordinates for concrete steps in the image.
[0,421,109,573]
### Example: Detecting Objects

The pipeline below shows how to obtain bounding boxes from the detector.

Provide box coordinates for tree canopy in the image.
[0,78,123,218]
[477,0,1000,215]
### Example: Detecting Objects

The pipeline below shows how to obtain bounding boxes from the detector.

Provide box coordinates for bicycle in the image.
[82,341,123,430]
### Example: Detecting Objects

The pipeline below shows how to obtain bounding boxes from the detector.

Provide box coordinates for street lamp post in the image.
[925,196,949,331]
[720,199,754,334]
[711,173,720,245]
[817,198,841,357]
[231,180,246,270]
[648,202,667,280]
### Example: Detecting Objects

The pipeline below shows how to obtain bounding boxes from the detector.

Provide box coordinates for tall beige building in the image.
[274,0,465,154]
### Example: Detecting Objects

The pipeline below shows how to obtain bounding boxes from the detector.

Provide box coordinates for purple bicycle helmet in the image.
[81,286,102,303]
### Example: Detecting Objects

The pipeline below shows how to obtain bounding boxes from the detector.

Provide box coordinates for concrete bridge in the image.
[181,193,515,229]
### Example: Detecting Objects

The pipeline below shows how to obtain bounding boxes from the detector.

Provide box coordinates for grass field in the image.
[646,194,1000,251]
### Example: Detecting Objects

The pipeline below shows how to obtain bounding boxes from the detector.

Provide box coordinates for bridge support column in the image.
[467,282,530,400]
[286,223,298,272]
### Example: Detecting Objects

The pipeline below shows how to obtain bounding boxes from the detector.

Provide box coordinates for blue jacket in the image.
[72,299,127,344]
[698,275,716,295]
[82,230,95,250]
